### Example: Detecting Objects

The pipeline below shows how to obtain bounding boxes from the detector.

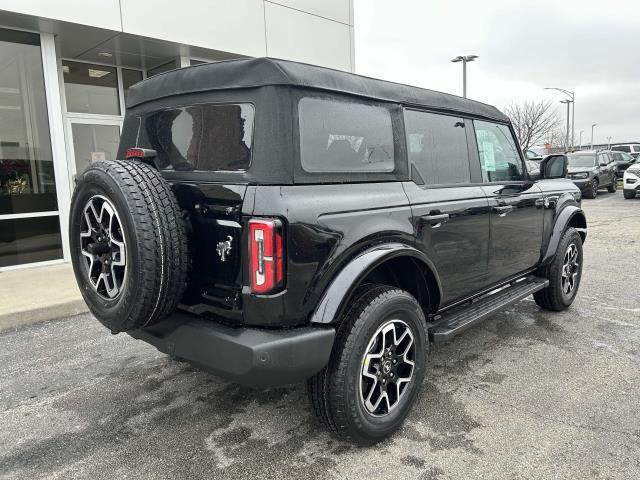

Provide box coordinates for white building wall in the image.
[0,0,355,71]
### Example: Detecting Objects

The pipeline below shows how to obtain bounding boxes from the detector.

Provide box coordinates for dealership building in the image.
[0,0,354,270]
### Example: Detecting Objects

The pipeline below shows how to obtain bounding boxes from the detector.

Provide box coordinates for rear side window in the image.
[404,110,470,185]
[633,146,640,153]
[136,103,254,171]
[612,145,631,153]
[473,120,523,182]
[298,97,394,173]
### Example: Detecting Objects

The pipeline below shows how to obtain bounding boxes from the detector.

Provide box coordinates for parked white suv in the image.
[623,162,640,199]
[611,144,640,159]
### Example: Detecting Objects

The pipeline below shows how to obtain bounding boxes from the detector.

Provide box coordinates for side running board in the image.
[429,276,549,342]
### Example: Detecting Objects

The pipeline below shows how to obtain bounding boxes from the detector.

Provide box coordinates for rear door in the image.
[471,120,545,284]
[402,109,491,305]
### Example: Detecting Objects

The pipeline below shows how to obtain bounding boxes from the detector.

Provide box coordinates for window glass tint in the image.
[633,145,640,153]
[63,61,119,115]
[298,97,394,173]
[473,120,523,182]
[135,103,254,171]
[405,110,470,184]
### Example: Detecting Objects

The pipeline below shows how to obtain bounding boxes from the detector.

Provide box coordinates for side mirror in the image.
[540,154,568,179]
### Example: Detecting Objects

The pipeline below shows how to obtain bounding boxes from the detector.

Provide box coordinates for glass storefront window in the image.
[0,29,58,215]
[0,216,63,267]
[147,60,176,78]
[122,68,143,103]
[71,123,120,175]
[0,28,63,268]
[63,60,120,115]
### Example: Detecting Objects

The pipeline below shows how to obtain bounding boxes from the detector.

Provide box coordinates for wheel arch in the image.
[540,206,587,265]
[309,242,442,325]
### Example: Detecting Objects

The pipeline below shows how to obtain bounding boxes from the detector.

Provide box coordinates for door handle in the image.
[420,213,450,227]
[493,205,513,216]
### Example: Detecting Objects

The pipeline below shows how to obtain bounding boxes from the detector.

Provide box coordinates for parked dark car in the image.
[68,58,587,445]
[567,151,618,198]
[609,150,637,177]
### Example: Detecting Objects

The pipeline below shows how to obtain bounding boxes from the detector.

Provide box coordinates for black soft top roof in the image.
[126,57,509,122]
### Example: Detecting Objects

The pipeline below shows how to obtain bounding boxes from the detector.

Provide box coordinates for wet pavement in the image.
[1,191,639,479]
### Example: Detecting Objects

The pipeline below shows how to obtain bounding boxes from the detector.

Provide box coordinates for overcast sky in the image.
[354,0,640,146]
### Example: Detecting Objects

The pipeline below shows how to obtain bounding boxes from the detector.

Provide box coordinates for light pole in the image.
[579,130,584,150]
[545,87,575,150]
[560,99,572,152]
[591,123,597,149]
[451,55,478,98]
[606,136,612,149]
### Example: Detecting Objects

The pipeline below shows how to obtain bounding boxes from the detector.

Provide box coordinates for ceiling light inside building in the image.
[98,52,113,58]
[62,65,69,74]
[88,69,110,78]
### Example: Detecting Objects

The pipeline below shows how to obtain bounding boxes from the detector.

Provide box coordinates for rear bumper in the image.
[129,312,335,388]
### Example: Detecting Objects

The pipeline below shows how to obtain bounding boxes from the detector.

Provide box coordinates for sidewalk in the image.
[0,263,88,332]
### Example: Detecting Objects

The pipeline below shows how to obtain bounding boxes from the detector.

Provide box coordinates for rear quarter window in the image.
[125,103,254,172]
[298,97,394,173]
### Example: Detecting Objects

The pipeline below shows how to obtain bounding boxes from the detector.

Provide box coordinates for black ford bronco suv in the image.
[69,58,587,445]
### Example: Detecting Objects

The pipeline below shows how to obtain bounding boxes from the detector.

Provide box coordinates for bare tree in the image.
[543,126,568,152]
[504,100,561,151]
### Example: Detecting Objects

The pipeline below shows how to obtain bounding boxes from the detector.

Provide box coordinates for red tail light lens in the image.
[248,219,284,294]
[125,148,157,160]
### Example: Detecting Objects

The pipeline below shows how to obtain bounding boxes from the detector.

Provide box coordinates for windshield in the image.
[568,155,597,168]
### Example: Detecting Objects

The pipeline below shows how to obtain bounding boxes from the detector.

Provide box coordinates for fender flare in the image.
[540,205,587,265]
[309,242,442,324]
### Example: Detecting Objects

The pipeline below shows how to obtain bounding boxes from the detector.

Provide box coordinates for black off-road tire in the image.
[307,284,428,446]
[623,190,636,199]
[607,177,617,193]
[584,179,598,199]
[69,160,188,333]
[534,227,583,311]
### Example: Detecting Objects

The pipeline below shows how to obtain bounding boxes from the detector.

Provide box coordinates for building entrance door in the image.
[66,118,121,184]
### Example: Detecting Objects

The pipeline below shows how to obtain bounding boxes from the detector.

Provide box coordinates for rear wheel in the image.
[307,284,428,446]
[534,227,583,311]
[623,190,636,199]
[607,177,617,193]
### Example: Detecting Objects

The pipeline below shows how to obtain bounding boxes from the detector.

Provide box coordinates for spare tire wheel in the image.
[69,160,188,333]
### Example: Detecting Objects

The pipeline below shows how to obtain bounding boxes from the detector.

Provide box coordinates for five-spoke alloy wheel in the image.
[560,243,579,297]
[80,195,127,300]
[360,319,415,416]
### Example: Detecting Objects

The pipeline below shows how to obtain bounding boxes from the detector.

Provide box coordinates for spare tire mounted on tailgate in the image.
[69,160,188,333]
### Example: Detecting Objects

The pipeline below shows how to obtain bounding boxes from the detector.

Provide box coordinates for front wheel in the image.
[307,284,428,446]
[607,177,617,193]
[534,227,583,311]
[623,190,636,199]
[584,179,598,199]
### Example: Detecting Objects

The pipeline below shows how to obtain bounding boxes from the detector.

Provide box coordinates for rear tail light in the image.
[248,219,284,294]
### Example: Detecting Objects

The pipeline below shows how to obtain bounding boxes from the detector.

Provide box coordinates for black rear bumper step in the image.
[430,276,549,342]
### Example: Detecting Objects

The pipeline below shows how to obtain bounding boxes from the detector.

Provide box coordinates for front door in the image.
[66,119,121,185]
[472,120,545,284]
[403,109,491,305]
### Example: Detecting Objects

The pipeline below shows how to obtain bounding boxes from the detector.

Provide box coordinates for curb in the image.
[0,299,89,333]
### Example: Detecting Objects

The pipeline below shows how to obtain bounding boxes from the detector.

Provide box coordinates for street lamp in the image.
[560,99,572,152]
[451,55,478,98]
[579,130,584,150]
[606,136,612,149]
[591,123,597,149]
[545,87,575,150]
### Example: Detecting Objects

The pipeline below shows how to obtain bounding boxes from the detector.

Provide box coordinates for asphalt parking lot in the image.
[1,191,639,480]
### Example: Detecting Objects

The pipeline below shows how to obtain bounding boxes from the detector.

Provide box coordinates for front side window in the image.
[135,103,254,171]
[405,110,470,185]
[633,145,640,153]
[298,97,394,173]
[473,120,523,182]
